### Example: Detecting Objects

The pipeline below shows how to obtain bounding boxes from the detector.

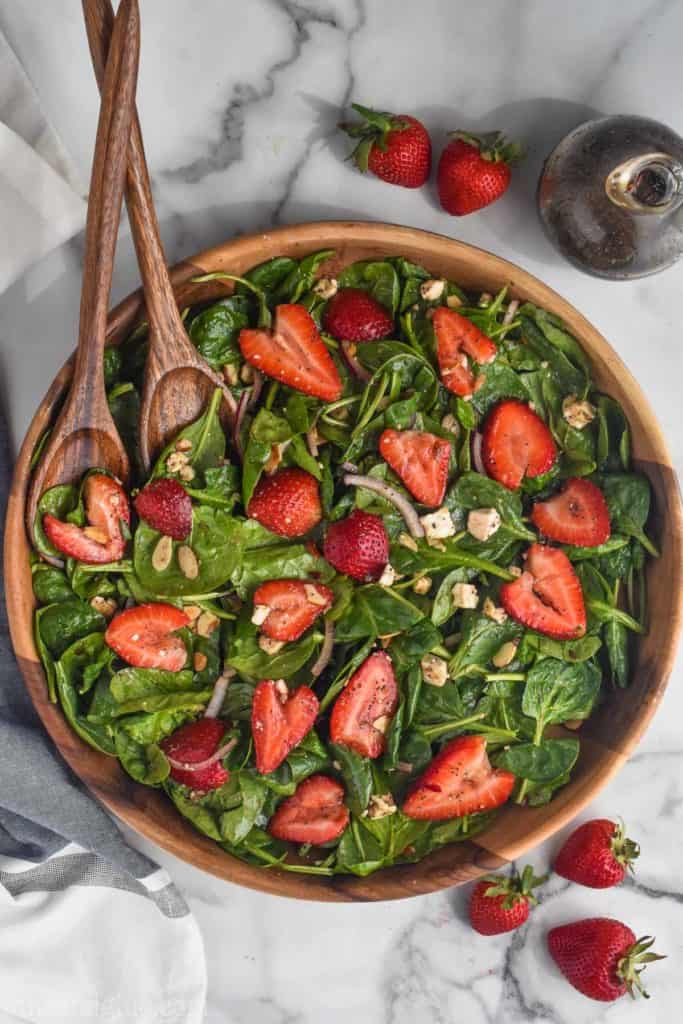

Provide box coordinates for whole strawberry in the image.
[469,865,546,935]
[323,509,389,581]
[247,467,322,538]
[437,130,523,215]
[554,818,639,889]
[340,103,431,188]
[548,918,664,1002]
[323,288,394,343]
[135,477,193,540]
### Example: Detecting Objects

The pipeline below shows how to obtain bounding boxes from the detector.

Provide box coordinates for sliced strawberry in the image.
[323,288,394,343]
[247,467,322,538]
[500,543,586,639]
[43,473,130,564]
[252,679,319,774]
[134,478,192,540]
[105,603,189,671]
[403,735,515,821]
[531,478,611,547]
[329,651,398,759]
[252,580,334,642]
[323,509,389,581]
[160,718,229,790]
[268,775,349,845]
[239,304,342,402]
[482,399,557,489]
[433,306,497,397]
[379,428,451,507]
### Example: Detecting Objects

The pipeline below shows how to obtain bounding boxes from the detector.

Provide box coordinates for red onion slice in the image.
[471,431,487,476]
[233,391,249,461]
[166,736,238,773]
[311,619,335,678]
[343,472,424,538]
[503,299,519,326]
[204,670,235,719]
[340,341,371,381]
[247,369,264,410]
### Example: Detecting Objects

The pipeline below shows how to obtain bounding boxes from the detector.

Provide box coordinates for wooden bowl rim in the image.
[5,220,683,901]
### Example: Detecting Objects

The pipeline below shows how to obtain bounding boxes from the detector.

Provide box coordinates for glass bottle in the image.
[538,115,683,279]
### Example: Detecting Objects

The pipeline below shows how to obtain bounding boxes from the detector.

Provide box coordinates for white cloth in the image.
[0,27,86,295]
[0,844,206,1024]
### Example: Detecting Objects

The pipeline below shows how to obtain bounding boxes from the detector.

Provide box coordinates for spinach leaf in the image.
[152,388,225,482]
[496,738,580,782]
[339,260,400,316]
[518,632,602,664]
[330,743,372,816]
[33,484,78,560]
[604,618,630,687]
[275,249,335,303]
[244,256,298,301]
[448,612,523,679]
[54,634,116,754]
[186,465,240,509]
[599,473,658,555]
[38,599,105,657]
[227,616,319,679]
[110,668,197,704]
[32,564,73,605]
[334,585,423,642]
[241,408,293,506]
[470,361,528,416]
[431,568,469,626]
[233,540,331,598]
[596,395,630,471]
[521,658,601,727]
[114,708,192,785]
[391,537,515,581]
[188,296,250,369]
[450,471,535,540]
[519,311,588,396]
[220,772,269,845]
[388,619,442,674]
[134,507,245,597]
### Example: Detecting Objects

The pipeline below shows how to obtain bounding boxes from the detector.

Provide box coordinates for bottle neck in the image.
[605,152,683,214]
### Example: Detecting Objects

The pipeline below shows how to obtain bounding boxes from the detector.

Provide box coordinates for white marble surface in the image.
[1,1,682,1020]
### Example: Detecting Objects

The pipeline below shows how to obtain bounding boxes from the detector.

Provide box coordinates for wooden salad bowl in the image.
[5,222,683,901]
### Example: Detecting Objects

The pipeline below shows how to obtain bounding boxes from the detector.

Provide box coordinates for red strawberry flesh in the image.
[160,718,229,790]
[403,735,515,820]
[105,602,189,672]
[379,428,451,507]
[433,306,497,398]
[239,303,342,402]
[500,543,586,639]
[268,774,350,845]
[554,818,639,889]
[135,478,193,540]
[43,473,130,564]
[531,478,610,547]
[252,679,319,774]
[482,399,556,489]
[253,580,334,642]
[329,651,398,759]
[547,918,662,1002]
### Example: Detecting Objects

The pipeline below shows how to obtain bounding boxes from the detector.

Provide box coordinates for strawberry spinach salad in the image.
[30,252,658,877]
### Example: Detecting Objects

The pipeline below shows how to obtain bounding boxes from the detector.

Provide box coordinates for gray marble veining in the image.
[0,1,681,1020]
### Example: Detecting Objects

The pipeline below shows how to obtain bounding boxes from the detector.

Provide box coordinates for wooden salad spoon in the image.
[26,0,138,544]
[82,0,235,474]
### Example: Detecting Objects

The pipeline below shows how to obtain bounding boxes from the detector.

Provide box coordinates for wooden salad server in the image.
[26,0,138,543]
[82,0,235,474]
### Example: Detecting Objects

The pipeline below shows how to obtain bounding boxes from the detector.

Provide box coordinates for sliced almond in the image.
[184,604,202,623]
[304,583,329,607]
[193,652,208,672]
[258,636,285,654]
[274,679,289,700]
[372,715,390,735]
[251,604,271,626]
[175,438,193,452]
[178,545,199,580]
[151,534,174,573]
[563,718,583,731]
[178,465,196,482]
[90,596,117,618]
[196,611,219,637]
[398,532,418,552]
[83,526,109,545]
